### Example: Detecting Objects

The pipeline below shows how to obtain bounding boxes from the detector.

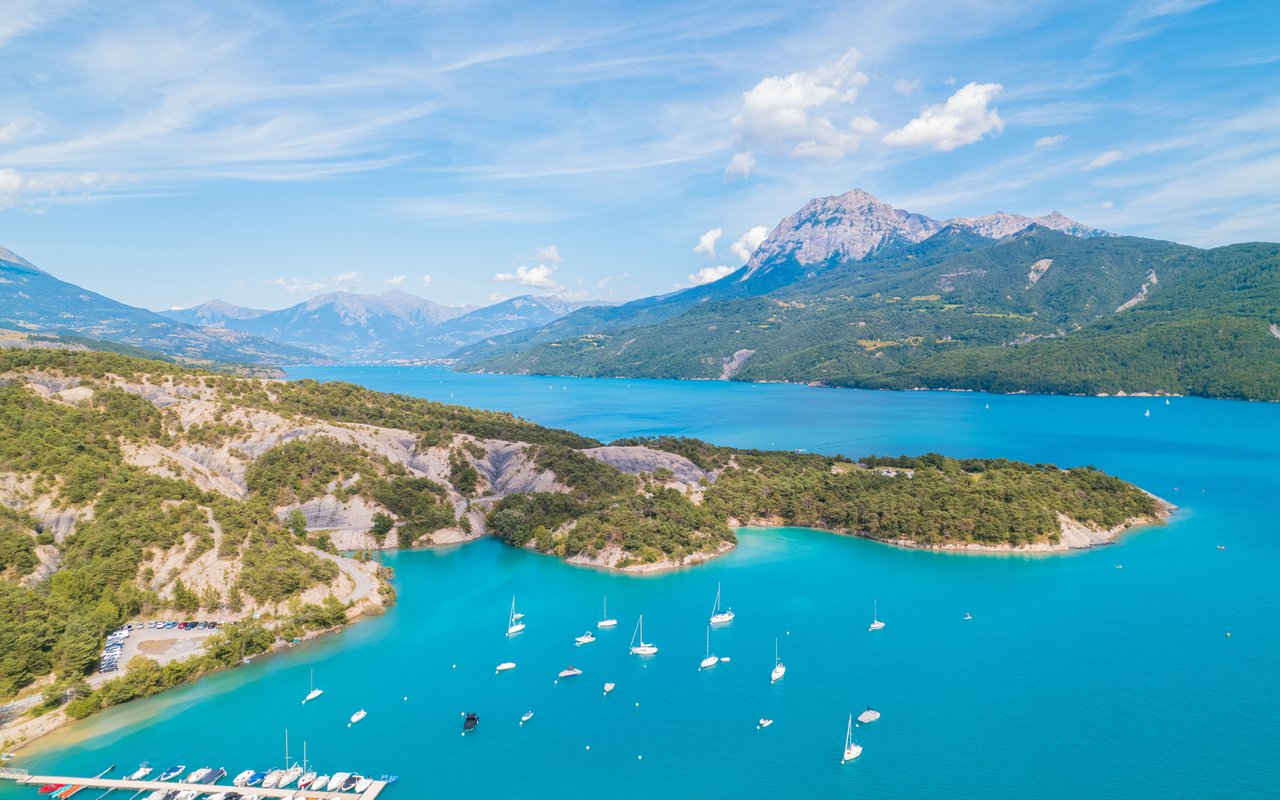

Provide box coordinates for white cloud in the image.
[693,227,722,257]
[1101,200,1115,209]
[385,275,406,286]
[1085,149,1126,170]
[0,120,33,144]
[596,272,629,289]
[943,76,958,86]
[730,49,876,163]
[495,264,560,290]
[421,273,433,288]
[730,225,769,263]
[883,82,1005,152]
[682,265,736,287]
[893,78,921,96]
[1035,134,1067,147]
[488,292,509,303]
[533,244,562,265]
[725,151,756,180]
[269,270,362,295]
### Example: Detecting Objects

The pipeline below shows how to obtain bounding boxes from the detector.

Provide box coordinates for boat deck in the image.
[4,771,387,799]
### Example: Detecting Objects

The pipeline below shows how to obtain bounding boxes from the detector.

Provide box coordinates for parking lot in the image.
[98,620,223,676]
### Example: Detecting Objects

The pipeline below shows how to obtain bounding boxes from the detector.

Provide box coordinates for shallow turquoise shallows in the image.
[8,367,1278,800]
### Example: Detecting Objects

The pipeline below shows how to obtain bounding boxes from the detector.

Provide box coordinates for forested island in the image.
[0,348,1166,748]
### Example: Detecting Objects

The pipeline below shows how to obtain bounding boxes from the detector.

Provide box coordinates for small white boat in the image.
[758,718,773,728]
[629,615,658,656]
[233,770,254,787]
[278,764,303,788]
[603,682,615,695]
[842,714,863,763]
[507,597,526,636]
[598,596,617,629]
[496,661,517,673]
[311,775,331,791]
[520,710,534,724]
[869,599,886,632]
[575,631,596,645]
[350,709,367,725]
[303,669,323,704]
[187,768,210,783]
[261,769,283,788]
[719,656,731,663]
[963,612,973,621]
[329,772,351,791]
[355,777,374,792]
[858,707,881,724]
[709,583,735,625]
[128,764,152,781]
[558,666,583,678]
[699,627,718,670]
[1144,409,1151,417]
[299,771,316,789]
[771,638,786,682]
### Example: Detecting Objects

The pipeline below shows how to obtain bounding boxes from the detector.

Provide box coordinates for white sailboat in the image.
[598,596,617,629]
[302,669,322,704]
[841,714,863,763]
[770,638,786,682]
[699,627,718,670]
[709,583,735,625]
[869,599,886,632]
[629,615,658,655]
[507,596,526,636]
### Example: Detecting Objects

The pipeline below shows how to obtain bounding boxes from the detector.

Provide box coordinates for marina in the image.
[0,769,388,799]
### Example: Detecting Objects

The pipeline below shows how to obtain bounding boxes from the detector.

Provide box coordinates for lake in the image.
[8,367,1278,799]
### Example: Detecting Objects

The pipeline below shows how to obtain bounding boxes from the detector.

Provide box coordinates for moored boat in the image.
[507,597,526,636]
[233,770,255,787]
[127,763,152,781]
[709,583,735,625]
[575,630,595,645]
[201,767,227,784]
[558,666,583,678]
[869,599,885,632]
[597,596,617,629]
[158,766,185,782]
[771,638,786,682]
[603,682,615,695]
[260,769,283,789]
[699,626,718,670]
[520,710,534,724]
[628,615,658,655]
[858,707,881,724]
[329,772,351,791]
[842,714,863,763]
[303,668,323,704]
[341,774,361,790]
[186,768,210,783]
[311,774,331,791]
[496,661,517,673]
[355,776,374,792]
[350,708,367,725]
[462,712,480,734]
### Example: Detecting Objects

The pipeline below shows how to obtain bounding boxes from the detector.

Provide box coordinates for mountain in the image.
[162,298,269,327]
[458,190,1280,401]
[165,290,601,362]
[0,247,324,365]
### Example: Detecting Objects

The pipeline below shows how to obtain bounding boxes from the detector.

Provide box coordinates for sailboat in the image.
[699,627,718,670]
[629,615,658,655]
[841,714,863,763]
[598,596,618,629]
[507,597,526,636]
[709,583,735,625]
[303,669,322,703]
[771,638,786,682]
[869,599,886,631]
[1144,409,1151,417]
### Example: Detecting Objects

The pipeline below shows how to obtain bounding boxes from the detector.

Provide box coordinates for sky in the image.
[0,0,1277,311]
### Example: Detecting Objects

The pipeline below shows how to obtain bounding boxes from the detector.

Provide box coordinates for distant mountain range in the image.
[163,291,602,362]
[456,189,1280,401]
[0,247,324,365]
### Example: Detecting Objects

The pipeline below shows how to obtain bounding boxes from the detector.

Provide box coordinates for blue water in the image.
[8,367,1278,799]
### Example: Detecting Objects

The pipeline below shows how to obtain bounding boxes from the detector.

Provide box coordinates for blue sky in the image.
[0,0,1277,310]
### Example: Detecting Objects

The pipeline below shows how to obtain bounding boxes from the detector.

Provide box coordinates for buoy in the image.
[403,696,408,701]
[1226,632,1232,637]
[637,755,643,760]
[586,745,590,750]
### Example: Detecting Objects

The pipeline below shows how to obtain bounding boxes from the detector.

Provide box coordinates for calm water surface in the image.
[8,367,1277,799]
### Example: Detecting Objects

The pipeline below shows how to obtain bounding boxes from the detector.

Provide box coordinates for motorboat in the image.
[462,712,480,734]
[758,718,773,729]
[355,776,374,792]
[201,767,227,784]
[329,772,351,791]
[311,775,331,791]
[521,711,534,724]
[158,766,185,782]
[699,627,718,670]
[558,666,583,678]
[628,615,658,655]
[709,583,735,625]
[771,638,786,682]
[603,682,615,695]
[597,596,617,629]
[350,708,367,725]
[245,771,266,787]
[842,714,863,763]
[575,631,596,645]
[496,661,517,673]
[341,774,361,791]
[127,764,152,781]
[37,786,65,796]
[507,597,526,636]
[278,764,302,788]
[260,770,283,789]
[187,768,210,783]
[233,771,255,787]
[858,707,881,724]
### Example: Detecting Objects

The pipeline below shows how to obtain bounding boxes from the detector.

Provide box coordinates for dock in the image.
[0,768,387,799]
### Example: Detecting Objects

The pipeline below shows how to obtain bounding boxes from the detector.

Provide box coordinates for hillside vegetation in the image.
[465,231,1280,401]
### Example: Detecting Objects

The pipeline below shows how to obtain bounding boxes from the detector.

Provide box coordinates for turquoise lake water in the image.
[7,367,1278,799]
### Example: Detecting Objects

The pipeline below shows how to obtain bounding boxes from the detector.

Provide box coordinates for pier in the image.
[0,768,387,799]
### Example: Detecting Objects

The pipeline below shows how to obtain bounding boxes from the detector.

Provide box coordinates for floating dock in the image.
[0,768,387,799]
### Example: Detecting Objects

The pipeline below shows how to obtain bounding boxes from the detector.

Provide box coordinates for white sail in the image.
[507,596,526,636]
[699,626,718,669]
[629,615,658,655]
[842,714,863,763]
[598,596,617,629]
[771,638,786,682]
[709,582,735,625]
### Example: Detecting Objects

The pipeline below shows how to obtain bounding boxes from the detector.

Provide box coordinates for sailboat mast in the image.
[284,728,289,770]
